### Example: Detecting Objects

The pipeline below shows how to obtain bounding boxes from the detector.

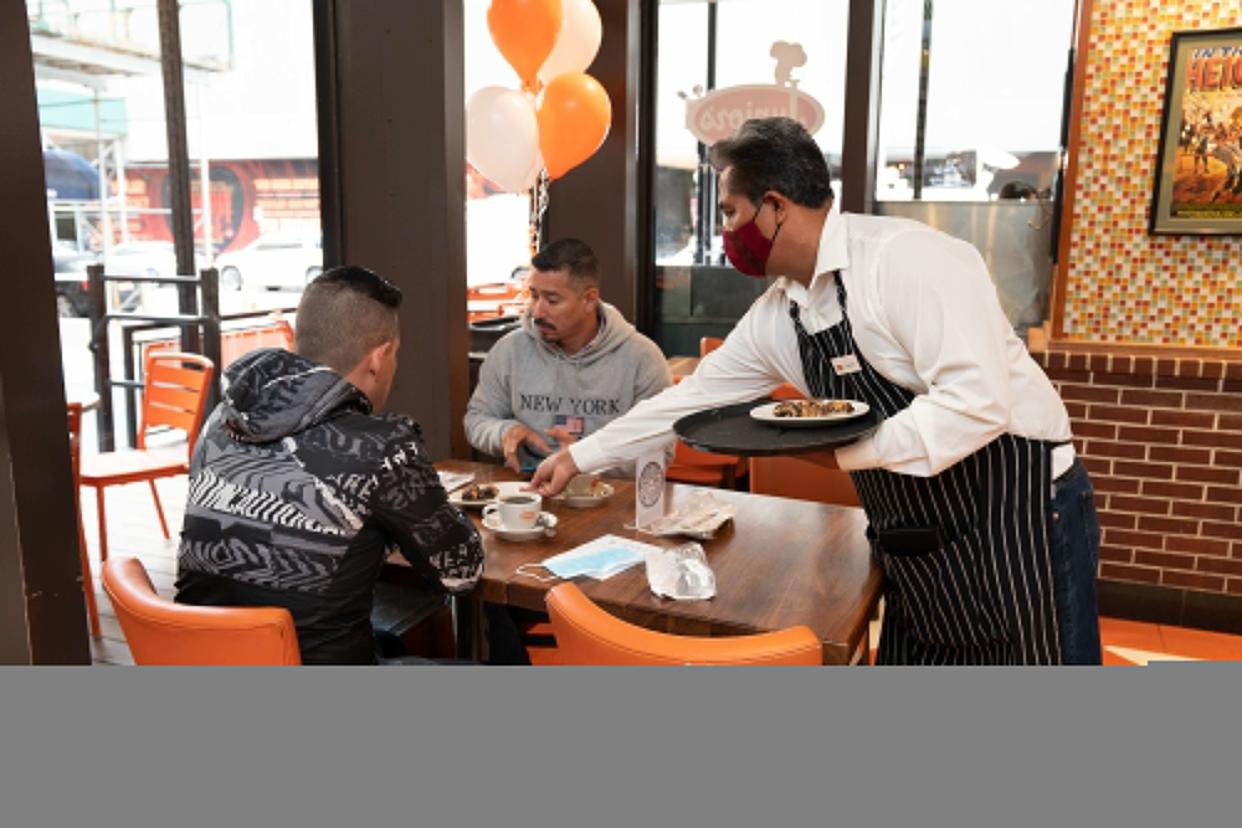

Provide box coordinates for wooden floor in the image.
[79,472,1242,666]
[82,474,189,666]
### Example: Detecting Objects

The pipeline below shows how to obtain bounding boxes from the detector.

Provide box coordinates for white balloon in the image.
[537,0,602,85]
[466,87,541,193]
[520,151,544,192]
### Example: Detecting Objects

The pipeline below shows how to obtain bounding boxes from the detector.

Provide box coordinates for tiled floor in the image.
[79,473,1242,666]
[1098,617,1242,665]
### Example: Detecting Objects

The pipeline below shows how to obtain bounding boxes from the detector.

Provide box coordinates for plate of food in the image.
[449,480,528,509]
[550,474,615,509]
[749,399,870,427]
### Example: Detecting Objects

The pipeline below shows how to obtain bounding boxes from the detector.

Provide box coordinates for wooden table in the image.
[393,460,883,665]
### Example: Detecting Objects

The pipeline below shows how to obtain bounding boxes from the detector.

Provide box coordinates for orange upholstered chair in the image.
[66,402,100,636]
[742,379,860,507]
[749,455,862,508]
[103,557,301,666]
[79,352,214,563]
[545,582,823,666]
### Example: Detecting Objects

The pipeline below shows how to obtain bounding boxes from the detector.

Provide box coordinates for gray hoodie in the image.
[464,302,671,469]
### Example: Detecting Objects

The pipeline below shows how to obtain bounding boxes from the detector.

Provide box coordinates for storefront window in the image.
[655,0,849,267]
[32,0,320,313]
[31,0,321,448]
[651,0,849,354]
[877,0,1076,202]
[464,0,537,290]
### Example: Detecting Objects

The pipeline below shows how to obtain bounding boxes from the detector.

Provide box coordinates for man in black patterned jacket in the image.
[175,266,484,664]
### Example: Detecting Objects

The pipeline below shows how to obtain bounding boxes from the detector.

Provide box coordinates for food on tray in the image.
[460,483,498,502]
[772,399,855,418]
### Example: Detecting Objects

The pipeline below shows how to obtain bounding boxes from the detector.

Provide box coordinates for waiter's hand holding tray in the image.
[672,398,877,457]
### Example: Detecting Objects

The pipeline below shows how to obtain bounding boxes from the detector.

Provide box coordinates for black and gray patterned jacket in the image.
[175,348,482,664]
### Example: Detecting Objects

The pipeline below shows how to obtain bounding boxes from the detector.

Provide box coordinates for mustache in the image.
[534,319,556,331]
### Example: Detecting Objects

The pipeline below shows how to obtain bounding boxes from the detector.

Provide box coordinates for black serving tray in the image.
[673,401,879,457]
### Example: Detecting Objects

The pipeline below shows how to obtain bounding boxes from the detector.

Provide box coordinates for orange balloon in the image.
[537,72,612,180]
[487,0,562,89]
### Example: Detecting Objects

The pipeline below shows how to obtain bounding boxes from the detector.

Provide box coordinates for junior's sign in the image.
[685,85,825,146]
[683,41,825,146]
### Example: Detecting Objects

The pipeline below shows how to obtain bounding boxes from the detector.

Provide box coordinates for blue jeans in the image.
[1049,459,1103,664]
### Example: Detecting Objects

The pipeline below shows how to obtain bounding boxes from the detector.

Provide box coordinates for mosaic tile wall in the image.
[1064,0,1241,348]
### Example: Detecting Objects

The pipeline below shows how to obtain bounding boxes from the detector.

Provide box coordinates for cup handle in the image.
[482,504,499,522]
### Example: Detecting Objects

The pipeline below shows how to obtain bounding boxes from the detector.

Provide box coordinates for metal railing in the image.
[117,306,295,447]
[86,263,220,452]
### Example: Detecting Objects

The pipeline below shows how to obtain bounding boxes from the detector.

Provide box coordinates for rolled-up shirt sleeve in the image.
[570,300,790,474]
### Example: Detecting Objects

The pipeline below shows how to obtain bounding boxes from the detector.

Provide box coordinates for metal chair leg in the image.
[95,486,110,562]
[77,511,100,637]
[148,479,170,539]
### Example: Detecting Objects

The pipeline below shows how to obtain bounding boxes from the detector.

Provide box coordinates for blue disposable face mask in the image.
[516,544,644,582]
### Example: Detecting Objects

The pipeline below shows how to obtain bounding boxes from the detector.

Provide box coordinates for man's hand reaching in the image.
[502,424,551,474]
[528,448,581,497]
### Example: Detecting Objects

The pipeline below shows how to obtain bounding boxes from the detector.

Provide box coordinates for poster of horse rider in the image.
[1151,26,1242,234]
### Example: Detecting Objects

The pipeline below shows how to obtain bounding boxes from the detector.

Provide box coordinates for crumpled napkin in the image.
[639,492,736,540]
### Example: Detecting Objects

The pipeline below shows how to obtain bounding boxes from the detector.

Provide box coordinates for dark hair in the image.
[295,266,402,373]
[530,238,599,289]
[709,117,834,208]
[312,265,403,308]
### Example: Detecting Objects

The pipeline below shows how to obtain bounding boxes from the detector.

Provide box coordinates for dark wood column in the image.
[314,0,469,459]
[841,0,884,214]
[542,0,645,323]
[0,0,91,664]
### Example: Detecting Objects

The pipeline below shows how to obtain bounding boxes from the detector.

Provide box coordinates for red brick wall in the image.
[1034,349,1242,596]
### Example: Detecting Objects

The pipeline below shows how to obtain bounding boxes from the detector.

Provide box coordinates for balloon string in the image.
[528,169,550,257]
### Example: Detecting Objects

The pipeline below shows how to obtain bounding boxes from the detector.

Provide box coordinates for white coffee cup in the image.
[484,493,543,531]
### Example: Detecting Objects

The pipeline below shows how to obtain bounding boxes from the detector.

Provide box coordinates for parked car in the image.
[52,242,96,317]
[51,242,146,317]
[215,233,323,291]
[104,240,179,279]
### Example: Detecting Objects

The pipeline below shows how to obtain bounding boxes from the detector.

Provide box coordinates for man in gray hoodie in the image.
[464,238,671,473]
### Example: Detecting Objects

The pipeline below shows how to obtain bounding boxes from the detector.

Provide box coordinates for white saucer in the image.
[551,482,615,509]
[482,511,558,541]
[749,399,870,427]
[449,480,528,510]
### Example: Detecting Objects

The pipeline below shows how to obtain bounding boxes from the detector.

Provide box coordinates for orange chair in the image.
[666,336,748,488]
[749,455,862,508]
[270,311,295,350]
[103,557,301,665]
[80,352,215,563]
[545,582,823,666]
[466,281,523,303]
[770,382,804,400]
[66,402,100,636]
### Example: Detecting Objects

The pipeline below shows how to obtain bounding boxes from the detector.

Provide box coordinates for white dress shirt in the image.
[570,212,1074,479]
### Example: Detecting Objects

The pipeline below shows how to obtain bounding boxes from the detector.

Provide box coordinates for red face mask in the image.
[722,202,782,277]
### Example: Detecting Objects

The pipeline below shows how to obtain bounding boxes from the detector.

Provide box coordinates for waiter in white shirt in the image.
[532,117,1101,665]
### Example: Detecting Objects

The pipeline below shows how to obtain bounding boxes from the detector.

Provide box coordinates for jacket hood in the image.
[219,348,371,443]
[520,301,638,367]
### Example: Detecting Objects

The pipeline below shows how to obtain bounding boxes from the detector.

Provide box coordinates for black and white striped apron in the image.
[792,275,1064,665]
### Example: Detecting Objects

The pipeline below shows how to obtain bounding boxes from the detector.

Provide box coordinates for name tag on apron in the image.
[831,354,862,376]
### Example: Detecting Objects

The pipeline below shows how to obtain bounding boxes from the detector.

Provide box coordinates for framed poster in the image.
[1151,27,1242,234]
